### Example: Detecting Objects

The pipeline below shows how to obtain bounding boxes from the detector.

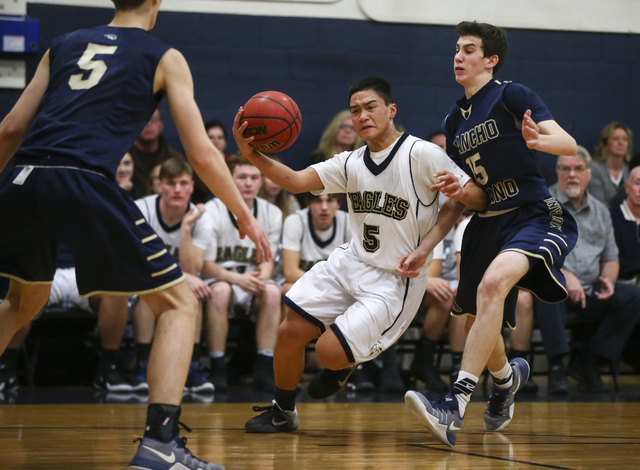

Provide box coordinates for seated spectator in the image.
[202,155,282,392]
[587,121,633,206]
[129,108,182,196]
[116,152,146,200]
[192,119,232,203]
[535,146,640,393]
[410,214,469,393]
[132,158,215,394]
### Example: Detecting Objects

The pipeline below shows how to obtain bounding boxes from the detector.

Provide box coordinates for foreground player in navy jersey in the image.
[405,21,579,447]
[0,1,271,469]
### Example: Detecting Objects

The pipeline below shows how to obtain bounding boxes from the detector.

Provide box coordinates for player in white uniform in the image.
[202,154,283,392]
[133,158,215,393]
[236,77,488,433]
[281,193,349,294]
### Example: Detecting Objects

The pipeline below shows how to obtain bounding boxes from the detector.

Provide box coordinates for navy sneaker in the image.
[129,434,224,469]
[131,360,149,393]
[484,358,530,432]
[185,361,214,393]
[405,390,463,447]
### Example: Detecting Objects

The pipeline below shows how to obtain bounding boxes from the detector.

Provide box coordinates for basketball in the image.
[241,91,302,153]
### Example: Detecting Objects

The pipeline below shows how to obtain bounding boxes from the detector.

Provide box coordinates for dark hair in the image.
[112,0,147,11]
[348,77,394,106]
[456,21,508,75]
[304,192,343,204]
[159,157,193,180]
[204,119,228,140]
[427,130,445,142]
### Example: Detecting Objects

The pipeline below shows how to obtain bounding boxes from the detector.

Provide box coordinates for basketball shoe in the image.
[405,390,463,447]
[129,434,224,470]
[93,362,134,393]
[184,361,214,393]
[483,357,530,432]
[245,400,299,433]
[307,365,356,399]
[131,360,149,392]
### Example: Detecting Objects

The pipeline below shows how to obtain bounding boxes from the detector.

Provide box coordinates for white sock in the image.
[452,370,478,417]
[490,360,513,389]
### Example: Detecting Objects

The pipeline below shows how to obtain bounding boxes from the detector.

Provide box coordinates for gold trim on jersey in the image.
[477,207,518,218]
[142,234,158,244]
[0,273,53,286]
[544,238,562,256]
[147,249,167,261]
[547,232,568,247]
[136,219,146,225]
[152,263,178,278]
[501,247,569,301]
[79,274,186,298]
[15,164,107,178]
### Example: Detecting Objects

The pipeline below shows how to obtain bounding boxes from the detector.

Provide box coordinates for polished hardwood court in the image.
[1,399,640,469]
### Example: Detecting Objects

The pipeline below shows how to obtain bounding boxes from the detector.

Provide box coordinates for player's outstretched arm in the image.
[157,48,271,262]
[396,198,465,278]
[522,109,577,157]
[0,51,50,174]
[232,107,323,195]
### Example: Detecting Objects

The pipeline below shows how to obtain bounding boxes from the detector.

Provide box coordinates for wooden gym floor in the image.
[1,375,640,469]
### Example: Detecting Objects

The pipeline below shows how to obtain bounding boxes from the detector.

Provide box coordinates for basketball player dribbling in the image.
[405,21,579,447]
[0,1,270,469]
[234,76,488,434]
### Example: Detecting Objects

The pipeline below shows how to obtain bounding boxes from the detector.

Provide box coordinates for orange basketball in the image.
[241,91,302,153]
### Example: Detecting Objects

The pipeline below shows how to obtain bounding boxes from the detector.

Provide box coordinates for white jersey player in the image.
[237,77,487,434]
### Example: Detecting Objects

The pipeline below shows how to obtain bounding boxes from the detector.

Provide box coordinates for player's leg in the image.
[129,281,225,469]
[252,282,282,392]
[245,306,320,433]
[0,280,50,354]
[204,281,231,391]
[131,299,154,392]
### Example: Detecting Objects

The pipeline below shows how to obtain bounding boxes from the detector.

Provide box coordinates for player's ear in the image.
[388,103,397,120]
[485,54,499,71]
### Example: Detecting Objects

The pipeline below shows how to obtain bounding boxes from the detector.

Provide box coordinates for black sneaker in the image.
[131,360,149,393]
[547,362,569,395]
[185,361,214,393]
[0,365,18,392]
[567,351,609,393]
[129,426,224,469]
[378,364,406,393]
[245,400,299,433]
[307,365,356,399]
[94,363,133,393]
[209,358,228,392]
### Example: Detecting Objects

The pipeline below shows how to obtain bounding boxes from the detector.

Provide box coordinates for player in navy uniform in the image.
[235,77,488,434]
[405,21,579,447]
[0,1,270,469]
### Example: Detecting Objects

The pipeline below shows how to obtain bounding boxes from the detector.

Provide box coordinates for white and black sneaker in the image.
[93,363,133,393]
[245,400,299,433]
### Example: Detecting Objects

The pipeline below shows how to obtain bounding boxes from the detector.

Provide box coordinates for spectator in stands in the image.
[410,214,469,393]
[535,146,640,393]
[305,110,363,167]
[202,155,282,392]
[132,158,215,394]
[588,121,633,206]
[259,163,301,222]
[116,152,147,200]
[129,108,183,196]
[192,120,232,204]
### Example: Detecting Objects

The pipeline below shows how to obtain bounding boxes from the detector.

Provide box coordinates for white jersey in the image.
[311,133,470,277]
[135,195,213,257]
[282,208,350,272]
[204,197,282,274]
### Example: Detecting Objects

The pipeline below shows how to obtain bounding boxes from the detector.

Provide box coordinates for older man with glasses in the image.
[534,146,640,394]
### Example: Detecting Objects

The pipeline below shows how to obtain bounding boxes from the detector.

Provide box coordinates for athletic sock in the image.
[275,387,298,412]
[452,371,478,417]
[490,360,513,389]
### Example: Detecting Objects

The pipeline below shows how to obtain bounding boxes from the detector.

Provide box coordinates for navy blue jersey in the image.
[16,25,170,177]
[443,80,554,212]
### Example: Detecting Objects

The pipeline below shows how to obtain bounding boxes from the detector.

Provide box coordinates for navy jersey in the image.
[16,26,170,177]
[443,80,554,212]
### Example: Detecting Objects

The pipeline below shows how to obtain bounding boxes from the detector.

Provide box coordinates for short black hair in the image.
[348,77,394,106]
[204,119,228,140]
[112,0,147,11]
[456,21,508,75]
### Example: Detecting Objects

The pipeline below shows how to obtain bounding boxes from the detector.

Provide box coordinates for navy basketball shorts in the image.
[284,244,428,364]
[453,197,578,327]
[0,161,184,296]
